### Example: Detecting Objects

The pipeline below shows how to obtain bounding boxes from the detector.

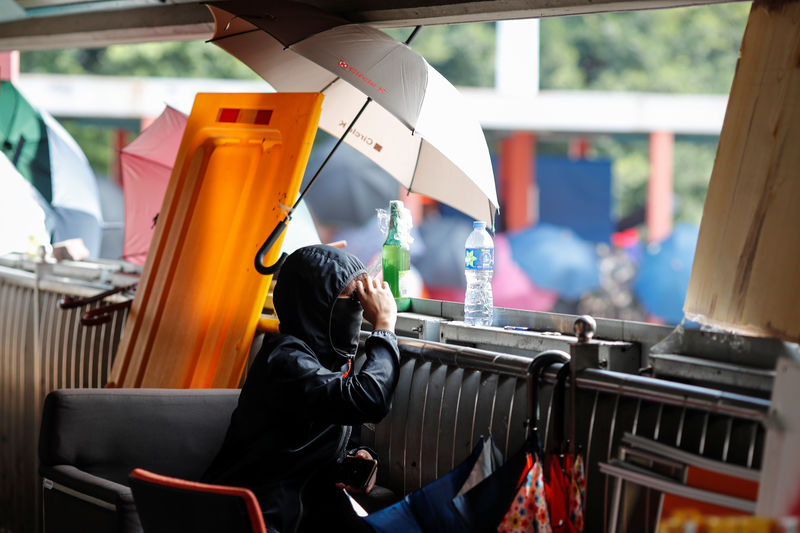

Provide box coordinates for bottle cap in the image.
[473,220,486,229]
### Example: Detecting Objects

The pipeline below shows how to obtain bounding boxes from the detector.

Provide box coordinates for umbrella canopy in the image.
[414,215,473,290]
[0,152,52,255]
[120,105,188,264]
[208,0,499,227]
[633,223,699,324]
[507,223,600,300]
[302,136,399,228]
[96,175,125,260]
[121,105,320,265]
[0,80,103,256]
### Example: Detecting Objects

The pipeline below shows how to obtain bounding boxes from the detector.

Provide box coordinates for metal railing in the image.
[0,262,132,533]
[0,258,777,533]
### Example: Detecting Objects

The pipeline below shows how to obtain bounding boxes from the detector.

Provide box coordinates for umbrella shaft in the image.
[405,26,421,45]
[293,96,372,209]
[292,26,419,209]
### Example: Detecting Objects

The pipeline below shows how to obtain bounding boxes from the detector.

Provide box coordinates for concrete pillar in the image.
[500,131,536,231]
[646,131,674,242]
[495,19,540,94]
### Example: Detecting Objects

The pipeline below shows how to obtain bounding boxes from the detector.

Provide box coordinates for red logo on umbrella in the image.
[337,59,388,95]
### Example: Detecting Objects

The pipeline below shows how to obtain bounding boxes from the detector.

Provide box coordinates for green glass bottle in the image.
[382,200,411,312]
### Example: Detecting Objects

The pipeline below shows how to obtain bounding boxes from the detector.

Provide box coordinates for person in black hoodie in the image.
[202,244,399,533]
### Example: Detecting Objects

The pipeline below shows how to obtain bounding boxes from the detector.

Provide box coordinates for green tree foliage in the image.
[593,135,716,227]
[538,3,749,227]
[386,23,496,87]
[20,41,257,173]
[19,4,749,224]
[540,3,750,93]
[21,41,257,79]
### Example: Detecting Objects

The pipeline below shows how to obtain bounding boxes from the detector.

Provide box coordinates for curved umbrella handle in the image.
[80,300,133,326]
[547,361,572,456]
[526,349,571,448]
[254,218,289,275]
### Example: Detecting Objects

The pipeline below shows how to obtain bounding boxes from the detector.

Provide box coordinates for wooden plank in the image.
[684,0,800,342]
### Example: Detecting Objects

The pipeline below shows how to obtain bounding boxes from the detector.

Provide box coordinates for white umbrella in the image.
[207,1,498,271]
[0,152,52,255]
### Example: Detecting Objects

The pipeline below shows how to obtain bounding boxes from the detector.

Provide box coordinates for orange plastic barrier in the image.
[109,92,323,388]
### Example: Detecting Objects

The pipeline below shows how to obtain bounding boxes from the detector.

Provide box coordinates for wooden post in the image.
[499,131,535,231]
[684,0,800,343]
[647,131,674,242]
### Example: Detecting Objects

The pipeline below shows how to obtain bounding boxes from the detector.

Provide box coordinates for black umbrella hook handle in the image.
[525,350,570,452]
[254,96,373,275]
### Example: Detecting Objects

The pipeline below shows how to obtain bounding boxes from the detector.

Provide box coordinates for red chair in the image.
[129,468,268,533]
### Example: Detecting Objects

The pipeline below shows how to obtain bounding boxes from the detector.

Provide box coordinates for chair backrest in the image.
[129,468,267,533]
[40,388,240,485]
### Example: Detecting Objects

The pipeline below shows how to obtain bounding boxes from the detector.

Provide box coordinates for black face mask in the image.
[330,297,363,355]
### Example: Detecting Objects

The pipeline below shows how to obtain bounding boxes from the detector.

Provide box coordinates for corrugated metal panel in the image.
[0,269,129,533]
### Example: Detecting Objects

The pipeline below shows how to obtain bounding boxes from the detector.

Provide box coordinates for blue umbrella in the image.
[633,223,699,324]
[302,135,399,228]
[507,223,600,300]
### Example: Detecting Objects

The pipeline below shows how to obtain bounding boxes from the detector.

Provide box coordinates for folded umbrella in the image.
[207,0,498,272]
[569,454,586,532]
[544,363,582,533]
[495,351,572,533]
[497,452,550,533]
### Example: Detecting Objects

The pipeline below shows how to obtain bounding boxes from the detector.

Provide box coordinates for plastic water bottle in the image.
[464,221,494,326]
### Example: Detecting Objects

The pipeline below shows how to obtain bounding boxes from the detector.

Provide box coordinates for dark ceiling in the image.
[0,0,742,52]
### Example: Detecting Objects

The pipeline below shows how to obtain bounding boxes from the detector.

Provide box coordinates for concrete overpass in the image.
[17,73,728,135]
[0,0,748,52]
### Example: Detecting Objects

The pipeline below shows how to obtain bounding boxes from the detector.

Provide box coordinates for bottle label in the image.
[398,270,410,297]
[465,248,494,270]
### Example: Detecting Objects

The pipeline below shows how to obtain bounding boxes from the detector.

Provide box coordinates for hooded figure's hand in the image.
[334,449,378,494]
[356,275,397,332]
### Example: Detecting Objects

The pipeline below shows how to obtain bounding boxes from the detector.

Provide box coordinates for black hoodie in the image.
[202,245,400,532]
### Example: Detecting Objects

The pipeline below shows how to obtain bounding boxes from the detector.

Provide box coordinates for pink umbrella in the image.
[121,105,187,265]
[493,234,558,312]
